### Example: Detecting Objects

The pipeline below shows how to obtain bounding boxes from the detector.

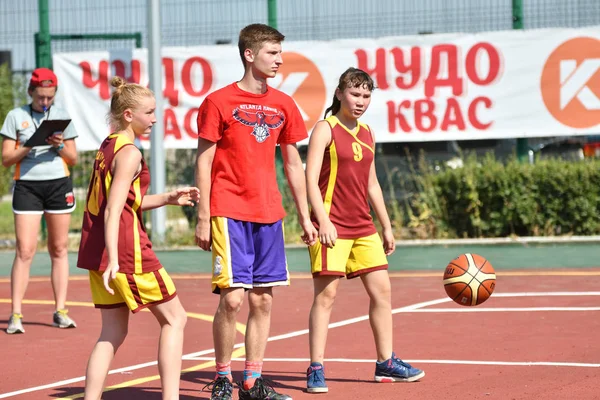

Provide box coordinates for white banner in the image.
[53,27,600,151]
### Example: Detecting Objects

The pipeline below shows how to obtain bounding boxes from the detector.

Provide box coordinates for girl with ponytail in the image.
[305,67,425,394]
[78,76,200,399]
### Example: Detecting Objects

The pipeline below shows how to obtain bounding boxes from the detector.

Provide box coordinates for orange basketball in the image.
[443,253,496,306]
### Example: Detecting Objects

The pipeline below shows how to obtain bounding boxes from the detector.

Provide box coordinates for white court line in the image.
[184,296,453,360]
[409,307,600,312]
[0,348,218,399]
[0,291,597,399]
[184,356,600,368]
[493,292,600,297]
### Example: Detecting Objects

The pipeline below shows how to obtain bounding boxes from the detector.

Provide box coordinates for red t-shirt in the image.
[197,83,307,223]
[77,134,162,274]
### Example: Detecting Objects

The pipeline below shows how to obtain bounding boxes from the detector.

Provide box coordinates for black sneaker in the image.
[203,376,234,400]
[238,377,292,400]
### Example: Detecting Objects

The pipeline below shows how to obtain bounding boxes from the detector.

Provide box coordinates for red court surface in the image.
[1,270,600,399]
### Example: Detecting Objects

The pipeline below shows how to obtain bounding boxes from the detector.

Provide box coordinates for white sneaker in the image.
[6,313,25,334]
[53,309,77,329]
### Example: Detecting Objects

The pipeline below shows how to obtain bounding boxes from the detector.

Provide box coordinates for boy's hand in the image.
[195,218,212,251]
[300,217,318,246]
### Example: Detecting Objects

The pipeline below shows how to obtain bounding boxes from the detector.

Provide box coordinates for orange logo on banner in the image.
[541,37,600,128]
[275,52,327,132]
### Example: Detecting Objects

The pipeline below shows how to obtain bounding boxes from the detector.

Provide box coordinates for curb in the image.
[392,235,600,247]
[2,236,598,252]
[151,235,600,251]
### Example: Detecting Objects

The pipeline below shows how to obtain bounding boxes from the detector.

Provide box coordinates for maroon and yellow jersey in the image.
[77,134,161,274]
[311,115,377,239]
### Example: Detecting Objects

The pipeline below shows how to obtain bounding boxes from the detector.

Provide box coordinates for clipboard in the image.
[24,119,71,147]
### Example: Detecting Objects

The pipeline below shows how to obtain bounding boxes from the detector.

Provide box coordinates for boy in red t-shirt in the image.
[195,23,317,400]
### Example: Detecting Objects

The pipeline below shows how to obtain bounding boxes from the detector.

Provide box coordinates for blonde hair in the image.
[108,76,154,129]
[238,23,285,67]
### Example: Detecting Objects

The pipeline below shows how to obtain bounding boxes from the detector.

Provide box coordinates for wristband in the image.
[56,143,65,152]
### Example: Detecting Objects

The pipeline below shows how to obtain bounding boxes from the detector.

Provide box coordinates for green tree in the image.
[0,63,21,196]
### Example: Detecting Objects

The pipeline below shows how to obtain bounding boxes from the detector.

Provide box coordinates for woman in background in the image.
[1,67,78,334]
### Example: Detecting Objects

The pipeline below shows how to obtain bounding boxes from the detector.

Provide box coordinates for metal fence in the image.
[1,0,599,72]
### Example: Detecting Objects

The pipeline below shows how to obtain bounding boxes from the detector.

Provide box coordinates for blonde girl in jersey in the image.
[78,77,199,400]
[304,67,425,393]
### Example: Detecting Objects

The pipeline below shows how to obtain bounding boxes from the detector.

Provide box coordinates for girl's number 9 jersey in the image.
[312,115,378,239]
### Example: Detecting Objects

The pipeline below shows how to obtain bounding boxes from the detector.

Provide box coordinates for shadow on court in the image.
[262,370,375,385]
[181,369,375,395]
[1,318,55,333]
[50,386,204,399]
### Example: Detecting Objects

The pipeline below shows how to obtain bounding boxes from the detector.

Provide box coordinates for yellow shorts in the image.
[308,232,388,279]
[88,268,177,313]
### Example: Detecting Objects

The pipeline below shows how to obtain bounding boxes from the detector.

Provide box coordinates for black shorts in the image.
[12,177,76,214]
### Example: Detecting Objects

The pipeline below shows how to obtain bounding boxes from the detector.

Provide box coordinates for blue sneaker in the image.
[306,362,328,393]
[374,352,425,382]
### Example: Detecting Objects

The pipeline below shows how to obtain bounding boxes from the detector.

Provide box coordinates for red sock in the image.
[243,361,263,390]
[215,361,232,382]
